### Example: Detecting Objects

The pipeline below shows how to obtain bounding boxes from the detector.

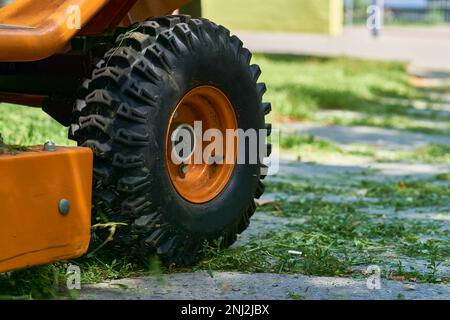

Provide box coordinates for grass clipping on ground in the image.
[200,175,450,284]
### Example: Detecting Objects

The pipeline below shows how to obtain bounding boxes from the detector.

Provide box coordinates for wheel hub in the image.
[166,86,238,204]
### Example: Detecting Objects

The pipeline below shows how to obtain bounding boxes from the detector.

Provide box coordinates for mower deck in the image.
[0,146,93,273]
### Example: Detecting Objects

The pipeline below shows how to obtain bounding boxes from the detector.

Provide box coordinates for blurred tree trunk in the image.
[180,0,202,17]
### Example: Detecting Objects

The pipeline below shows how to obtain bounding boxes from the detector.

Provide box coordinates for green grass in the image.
[280,132,450,164]
[0,103,73,146]
[436,173,450,181]
[360,179,450,210]
[0,265,64,300]
[197,174,449,282]
[287,292,306,300]
[0,251,165,299]
[401,144,450,164]
[199,177,450,283]
[278,132,346,162]
[253,54,450,135]
[262,177,450,215]
[254,55,418,118]
[265,179,352,197]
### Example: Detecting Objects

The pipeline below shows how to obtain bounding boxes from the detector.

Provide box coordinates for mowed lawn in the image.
[253,54,450,136]
[0,104,73,146]
[1,54,449,298]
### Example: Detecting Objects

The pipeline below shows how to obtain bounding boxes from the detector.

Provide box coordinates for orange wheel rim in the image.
[165,86,238,204]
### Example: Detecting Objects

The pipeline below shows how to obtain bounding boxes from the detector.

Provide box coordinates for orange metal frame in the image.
[0,146,93,273]
[0,0,110,61]
[0,0,189,62]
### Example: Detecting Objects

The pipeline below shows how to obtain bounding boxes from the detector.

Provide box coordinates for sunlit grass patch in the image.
[279,131,450,164]
[254,55,421,117]
[254,54,450,135]
[361,179,450,210]
[0,103,73,146]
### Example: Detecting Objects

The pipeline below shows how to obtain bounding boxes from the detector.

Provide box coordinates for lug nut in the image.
[179,164,188,178]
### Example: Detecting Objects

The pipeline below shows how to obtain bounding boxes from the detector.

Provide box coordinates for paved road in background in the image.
[237,26,450,70]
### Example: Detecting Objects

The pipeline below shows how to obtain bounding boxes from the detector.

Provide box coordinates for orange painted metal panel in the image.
[0,146,93,273]
[0,0,191,62]
[0,0,109,61]
[82,0,189,34]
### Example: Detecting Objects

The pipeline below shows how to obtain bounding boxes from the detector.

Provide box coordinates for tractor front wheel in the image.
[70,15,271,265]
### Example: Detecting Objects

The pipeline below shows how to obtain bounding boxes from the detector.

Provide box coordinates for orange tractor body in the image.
[0,0,188,61]
[0,0,271,274]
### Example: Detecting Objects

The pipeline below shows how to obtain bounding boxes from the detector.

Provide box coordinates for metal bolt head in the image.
[179,164,188,178]
[43,141,56,152]
[58,199,70,216]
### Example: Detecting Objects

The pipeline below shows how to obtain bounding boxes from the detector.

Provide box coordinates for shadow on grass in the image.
[272,83,444,119]
[257,54,449,132]
[260,53,331,64]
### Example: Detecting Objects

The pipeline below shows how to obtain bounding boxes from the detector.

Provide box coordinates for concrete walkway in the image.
[237,26,450,70]
[81,272,450,300]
